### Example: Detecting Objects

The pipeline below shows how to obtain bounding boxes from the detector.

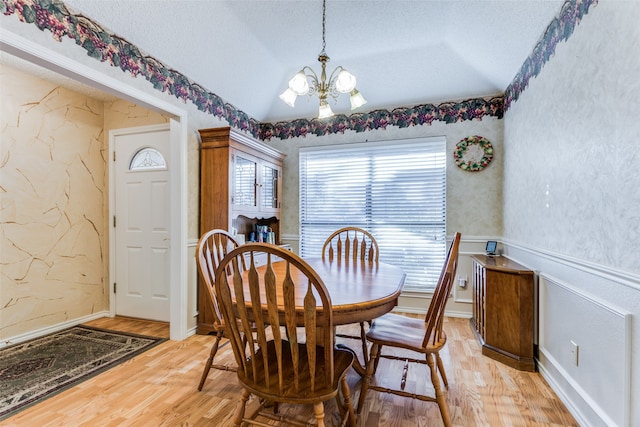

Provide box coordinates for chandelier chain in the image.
[321,0,326,54]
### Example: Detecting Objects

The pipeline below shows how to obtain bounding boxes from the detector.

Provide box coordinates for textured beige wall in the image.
[103,100,169,130]
[1,64,107,339]
[0,65,169,341]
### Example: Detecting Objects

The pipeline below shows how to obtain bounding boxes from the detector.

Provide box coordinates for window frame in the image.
[299,136,447,292]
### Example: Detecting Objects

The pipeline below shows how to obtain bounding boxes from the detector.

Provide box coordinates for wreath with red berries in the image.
[454,135,494,172]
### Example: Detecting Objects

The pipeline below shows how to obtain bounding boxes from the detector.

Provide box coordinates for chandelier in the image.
[279,0,367,119]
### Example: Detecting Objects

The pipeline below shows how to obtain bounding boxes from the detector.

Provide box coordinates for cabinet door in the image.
[261,161,281,213]
[232,151,258,210]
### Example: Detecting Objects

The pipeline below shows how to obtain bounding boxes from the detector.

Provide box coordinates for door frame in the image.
[1,31,190,340]
[107,123,187,343]
[110,123,172,322]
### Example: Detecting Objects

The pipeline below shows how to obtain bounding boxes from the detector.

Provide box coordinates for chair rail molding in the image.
[502,238,640,291]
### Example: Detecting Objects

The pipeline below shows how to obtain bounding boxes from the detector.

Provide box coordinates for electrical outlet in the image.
[458,276,468,288]
[570,340,579,366]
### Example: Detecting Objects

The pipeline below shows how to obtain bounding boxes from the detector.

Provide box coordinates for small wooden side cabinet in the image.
[471,255,535,371]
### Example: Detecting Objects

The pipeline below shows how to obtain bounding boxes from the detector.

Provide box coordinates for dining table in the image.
[240,256,407,375]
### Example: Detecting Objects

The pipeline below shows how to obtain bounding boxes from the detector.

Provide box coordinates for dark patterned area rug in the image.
[0,325,166,420]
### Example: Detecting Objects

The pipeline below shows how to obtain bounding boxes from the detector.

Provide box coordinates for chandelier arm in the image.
[323,62,341,99]
[326,86,341,101]
[299,66,320,96]
[327,65,346,87]
[301,66,319,85]
[308,85,320,97]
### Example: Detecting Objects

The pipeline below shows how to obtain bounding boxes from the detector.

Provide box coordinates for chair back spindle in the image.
[322,227,379,263]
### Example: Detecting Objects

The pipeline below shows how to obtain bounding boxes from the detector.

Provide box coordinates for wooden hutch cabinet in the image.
[197,127,285,334]
[471,255,535,371]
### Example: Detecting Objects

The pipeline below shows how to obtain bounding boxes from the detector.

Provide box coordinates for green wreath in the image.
[454,135,494,172]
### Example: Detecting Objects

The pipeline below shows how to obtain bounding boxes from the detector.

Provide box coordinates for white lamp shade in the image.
[279,88,297,107]
[349,89,367,110]
[288,71,310,95]
[318,101,334,119]
[335,69,357,93]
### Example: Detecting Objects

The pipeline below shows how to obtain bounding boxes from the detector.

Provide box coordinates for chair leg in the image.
[435,352,449,388]
[372,344,383,374]
[426,353,451,427]
[233,388,251,427]
[198,330,223,391]
[357,342,379,415]
[359,322,369,365]
[339,376,357,427]
[313,402,325,427]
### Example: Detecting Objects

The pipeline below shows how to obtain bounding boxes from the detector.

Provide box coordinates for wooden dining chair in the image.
[195,229,247,391]
[322,227,379,264]
[215,243,356,427]
[322,227,379,364]
[356,232,461,427]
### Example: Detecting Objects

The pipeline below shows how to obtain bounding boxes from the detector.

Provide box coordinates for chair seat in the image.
[367,313,447,353]
[238,340,355,404]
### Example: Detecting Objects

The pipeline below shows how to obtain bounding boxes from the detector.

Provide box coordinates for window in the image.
[299,137,446,291]
[234,155,257,206]
[129,147,166,171]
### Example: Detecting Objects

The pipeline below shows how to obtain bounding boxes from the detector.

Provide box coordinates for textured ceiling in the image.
[55,1,564,122]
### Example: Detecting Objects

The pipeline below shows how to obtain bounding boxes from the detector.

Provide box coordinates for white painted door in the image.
[114,126,171,321]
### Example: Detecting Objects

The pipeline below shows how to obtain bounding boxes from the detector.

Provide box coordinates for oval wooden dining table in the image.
[236,256,407,375]
[301,258,406,325]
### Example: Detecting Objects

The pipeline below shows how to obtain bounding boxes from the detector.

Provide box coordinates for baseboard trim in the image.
[537,347,623,427]
[537,356,589,427]
[1,310,111,348]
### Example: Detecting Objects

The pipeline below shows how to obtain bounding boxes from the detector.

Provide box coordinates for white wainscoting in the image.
[539,274,631,427]
[503,240,639,427]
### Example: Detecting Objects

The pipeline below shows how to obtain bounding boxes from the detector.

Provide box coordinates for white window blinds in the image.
[299,137,447,291]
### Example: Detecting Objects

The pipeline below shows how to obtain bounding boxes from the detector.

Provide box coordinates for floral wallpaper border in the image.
[2,0,597,141]
[1,0,262,137]
[504,0,598,109]
[259,97,504,140]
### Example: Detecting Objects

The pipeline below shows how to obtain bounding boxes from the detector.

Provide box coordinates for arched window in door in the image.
[129,147,167,171]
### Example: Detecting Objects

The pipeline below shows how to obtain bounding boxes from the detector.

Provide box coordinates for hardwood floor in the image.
[3,316,577,426]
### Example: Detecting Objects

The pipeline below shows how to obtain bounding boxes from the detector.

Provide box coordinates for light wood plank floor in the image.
[3,316,577,426]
